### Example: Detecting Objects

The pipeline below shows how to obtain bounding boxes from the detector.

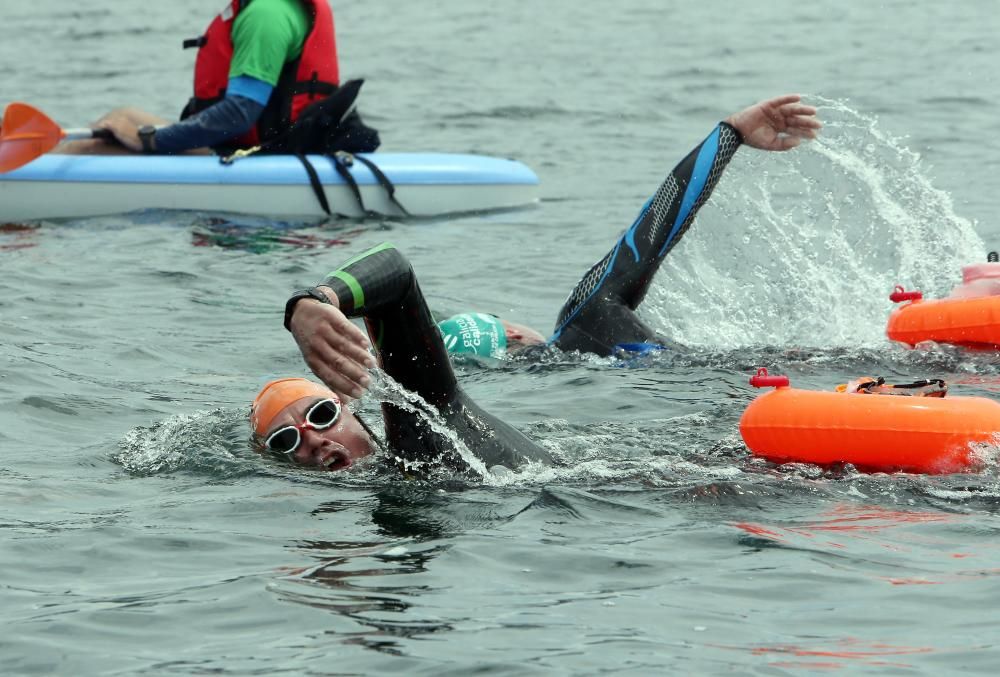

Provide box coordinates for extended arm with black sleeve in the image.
[551,122,743,356]
[319,243,553,471]
[155,95,265,154]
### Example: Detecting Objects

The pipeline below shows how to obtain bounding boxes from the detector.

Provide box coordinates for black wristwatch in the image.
[137,125,157,153]
[284,287,333,331]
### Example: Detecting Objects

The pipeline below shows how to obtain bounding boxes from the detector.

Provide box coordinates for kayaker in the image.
[56,0,375,156]
[256,95,822,472]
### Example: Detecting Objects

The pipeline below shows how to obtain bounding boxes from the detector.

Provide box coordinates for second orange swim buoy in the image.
[887,287,1000,349]
[887,256,1000,349]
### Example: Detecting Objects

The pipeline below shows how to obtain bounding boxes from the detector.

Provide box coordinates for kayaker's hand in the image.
[93,110,143,153]
[725,94,821,151]
[289,289,375,401]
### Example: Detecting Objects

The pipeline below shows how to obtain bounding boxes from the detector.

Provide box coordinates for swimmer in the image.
[259,94,821,471]
[253,243,553,473]
[434,93,822,358]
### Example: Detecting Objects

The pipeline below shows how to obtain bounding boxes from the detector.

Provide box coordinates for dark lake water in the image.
[3,0,1000,673]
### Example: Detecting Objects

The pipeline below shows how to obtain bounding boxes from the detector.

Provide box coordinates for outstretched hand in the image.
[725,94,821,151]
[288,291,375,401]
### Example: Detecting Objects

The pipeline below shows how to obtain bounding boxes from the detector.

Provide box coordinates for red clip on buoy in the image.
[749,367,789,389]
[889,285,923,303]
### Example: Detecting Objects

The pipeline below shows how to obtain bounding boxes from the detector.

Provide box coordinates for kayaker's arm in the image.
[153,92,266,154]
[91,87,266,155]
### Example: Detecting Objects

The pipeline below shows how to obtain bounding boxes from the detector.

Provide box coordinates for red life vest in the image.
[183,0,340,148]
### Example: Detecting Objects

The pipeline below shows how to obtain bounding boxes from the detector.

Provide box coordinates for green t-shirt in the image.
[229,0,309,86]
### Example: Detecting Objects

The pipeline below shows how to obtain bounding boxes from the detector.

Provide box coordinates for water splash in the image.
[363,368,493,480]
[115,408,253,476]
[646,97,984,349]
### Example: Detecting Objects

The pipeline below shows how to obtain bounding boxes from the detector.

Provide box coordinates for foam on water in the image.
[646,98,985,349]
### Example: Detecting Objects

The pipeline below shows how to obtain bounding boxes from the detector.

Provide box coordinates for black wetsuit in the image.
[310,122,742,468]
[320,243,553,471]
[551,122,743,355]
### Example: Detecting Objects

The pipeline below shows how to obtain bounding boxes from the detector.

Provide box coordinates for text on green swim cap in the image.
[437,313,507,358]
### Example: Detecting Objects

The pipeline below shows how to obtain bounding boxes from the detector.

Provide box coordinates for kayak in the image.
[0,152,540,222]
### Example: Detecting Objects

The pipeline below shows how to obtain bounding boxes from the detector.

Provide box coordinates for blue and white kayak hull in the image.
[0,152,540,221]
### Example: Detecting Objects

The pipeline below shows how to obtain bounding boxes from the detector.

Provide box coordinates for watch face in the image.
[138,126,156,153]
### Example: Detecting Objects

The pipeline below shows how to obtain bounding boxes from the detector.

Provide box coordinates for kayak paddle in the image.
[0,103,113,173]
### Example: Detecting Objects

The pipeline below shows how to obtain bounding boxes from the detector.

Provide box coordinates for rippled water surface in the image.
[4,1,1000,674]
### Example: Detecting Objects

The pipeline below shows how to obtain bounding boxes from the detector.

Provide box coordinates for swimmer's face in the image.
[501,320,546,352]
[261,396,375,471]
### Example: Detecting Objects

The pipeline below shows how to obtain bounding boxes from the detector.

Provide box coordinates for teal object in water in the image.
[438,313,507,358]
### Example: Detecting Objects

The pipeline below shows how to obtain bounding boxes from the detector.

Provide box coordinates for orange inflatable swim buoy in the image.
[887,257,1000,349]
[887,286,1000,349]
[739,369,1000,474]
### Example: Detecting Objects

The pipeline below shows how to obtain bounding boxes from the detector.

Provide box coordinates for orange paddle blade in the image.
[0,103,64,173]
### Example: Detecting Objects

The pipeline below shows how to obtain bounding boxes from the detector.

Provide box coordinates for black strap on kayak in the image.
[329,153,368,215]
[252,152,408,219]
[296,154,333,216]
[183,36,206,49]
[347,153,411,217]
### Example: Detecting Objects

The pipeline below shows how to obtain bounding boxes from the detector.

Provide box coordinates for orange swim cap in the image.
[251,378,335,436]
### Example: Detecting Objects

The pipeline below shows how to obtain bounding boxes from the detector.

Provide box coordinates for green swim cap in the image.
[437,313,507,358]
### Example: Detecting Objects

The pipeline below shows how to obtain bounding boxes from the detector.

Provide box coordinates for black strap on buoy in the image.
[855,377,947,398]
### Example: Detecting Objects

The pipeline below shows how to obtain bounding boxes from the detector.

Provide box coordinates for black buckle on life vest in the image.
[183,36,207,49]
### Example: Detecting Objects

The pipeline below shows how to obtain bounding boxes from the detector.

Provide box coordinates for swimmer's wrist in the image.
[283,286,336,331]
[720,119,743,144]
[314,285,339,308]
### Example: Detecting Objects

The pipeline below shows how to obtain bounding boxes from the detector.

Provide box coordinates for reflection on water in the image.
[190,218,372,253]
[0,222,40,251]
[274,494,467,655]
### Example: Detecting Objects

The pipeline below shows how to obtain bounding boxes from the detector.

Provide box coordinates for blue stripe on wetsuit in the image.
[660,125,720,256]
[624,197,654,262]
[547,122,743,352]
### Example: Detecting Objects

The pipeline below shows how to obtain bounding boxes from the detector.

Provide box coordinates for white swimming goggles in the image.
[263,397,342,457]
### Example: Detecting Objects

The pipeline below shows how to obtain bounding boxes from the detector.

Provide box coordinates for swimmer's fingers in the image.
[777,102,818,119]
[782,104,822,134]
[304,340,372,402]
[726,94,822,151]
[289,300,374,401]
[762,93,803,108]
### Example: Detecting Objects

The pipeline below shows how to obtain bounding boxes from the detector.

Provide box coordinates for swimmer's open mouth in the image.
[321,448,352,471]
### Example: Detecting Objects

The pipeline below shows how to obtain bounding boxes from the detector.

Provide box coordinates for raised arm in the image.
[552,94,820,355]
